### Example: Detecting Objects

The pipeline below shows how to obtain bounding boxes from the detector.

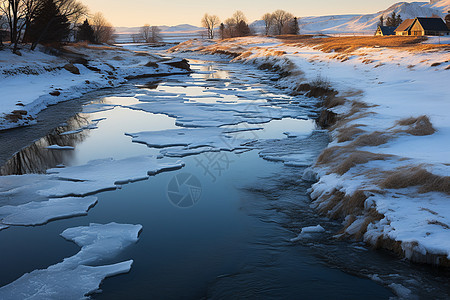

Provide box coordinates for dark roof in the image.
[377,26,396,35]
[415,17,449,32]
[395,19,415,32]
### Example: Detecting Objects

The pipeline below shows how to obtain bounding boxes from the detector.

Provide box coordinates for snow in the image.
[0,223,141,299]
[0,196,97,226]
[171,35,450,264]
[290,225,326,241]
[46,145,75,150]
[0,43,190,130]
[251,0,450,35]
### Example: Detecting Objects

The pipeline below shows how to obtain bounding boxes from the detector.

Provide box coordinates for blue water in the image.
[1,57,448,299]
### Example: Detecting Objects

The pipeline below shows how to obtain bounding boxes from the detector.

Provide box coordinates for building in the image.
[395,17,450,36]
[394,19,415,36]
[375,26,396,36]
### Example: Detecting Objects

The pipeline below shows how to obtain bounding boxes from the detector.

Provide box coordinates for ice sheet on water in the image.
[0,196,97,226]
[258,130,329,167]
[127,127,257,157]
[59,118,106,135]
[81,103,116,114]
[41,156,185,197]
[128,93,307,128]
[0,223,141,299]
[46,145,75,150]
[0,156,184,227]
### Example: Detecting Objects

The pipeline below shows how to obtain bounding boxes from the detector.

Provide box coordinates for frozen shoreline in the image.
[169,36,450,266]
[0,43,190,131]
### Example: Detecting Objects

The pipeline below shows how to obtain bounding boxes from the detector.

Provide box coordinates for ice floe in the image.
[126,127,259,157]
[0,222,141,299]
[46,145,75,150]
[0,196,97,226]
[290,225,326,242]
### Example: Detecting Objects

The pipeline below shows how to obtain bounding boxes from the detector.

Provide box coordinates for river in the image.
[0,52,449,299]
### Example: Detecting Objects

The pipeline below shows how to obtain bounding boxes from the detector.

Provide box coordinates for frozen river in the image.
[0,54,448,299]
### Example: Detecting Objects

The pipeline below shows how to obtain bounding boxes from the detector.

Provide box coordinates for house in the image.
[375,26,396,36]
[395,17,450,36]
[394,19,415,36]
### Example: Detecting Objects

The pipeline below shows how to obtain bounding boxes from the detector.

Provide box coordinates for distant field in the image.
[276,35,450,53]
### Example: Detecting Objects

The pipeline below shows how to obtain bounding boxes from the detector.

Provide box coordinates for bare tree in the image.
[0,0,28,52]
[150,25,161,43]
[140,24,150,42]
[231,10,246,25]
[262,12,274,35]
[91,12,114,44]
[272,9,294,35]
[201,13,219,39]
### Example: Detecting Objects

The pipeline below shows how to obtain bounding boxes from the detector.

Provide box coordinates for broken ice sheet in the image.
[0,222,142,299]
[0,196,97,226]
[0,156,184,228]
[127,127,258,157]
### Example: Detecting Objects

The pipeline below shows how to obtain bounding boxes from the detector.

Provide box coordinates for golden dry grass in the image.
[350,131,391,147]
[277,35,449,53]
[336,124,366,142]
[396,115,436,136]
[381,166,450,194]
[333,151,390,175]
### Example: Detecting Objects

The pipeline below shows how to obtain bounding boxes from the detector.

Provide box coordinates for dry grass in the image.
[381,166,450,194]
[333,151,390,175]
[350,131,391,147]
[336,124,366,142]
[277,35,449,54]
[396,115,436,136]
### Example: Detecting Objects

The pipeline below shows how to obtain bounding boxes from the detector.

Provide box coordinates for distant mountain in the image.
[251,0,450,34]
[115,24,202,35]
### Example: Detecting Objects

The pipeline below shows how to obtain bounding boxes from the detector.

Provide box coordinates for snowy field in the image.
[169,35,450,265]
[0,43,190,130]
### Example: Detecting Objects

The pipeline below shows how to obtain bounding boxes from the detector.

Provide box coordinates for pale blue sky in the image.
[82,0,402,27]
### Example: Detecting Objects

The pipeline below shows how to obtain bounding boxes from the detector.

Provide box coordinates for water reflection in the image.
[0,114,90,175]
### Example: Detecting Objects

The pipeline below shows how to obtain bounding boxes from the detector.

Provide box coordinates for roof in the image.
[415,17,449,32]
[377,26,396,35]
[395,19,414,32]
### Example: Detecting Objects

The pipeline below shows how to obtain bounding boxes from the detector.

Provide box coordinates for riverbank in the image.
[169,36,450,266]
[0,43,190,131]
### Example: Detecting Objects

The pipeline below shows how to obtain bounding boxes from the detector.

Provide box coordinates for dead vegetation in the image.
[381,166,450,194]
[350,131,391,147]
[333,151,391,175]
[277,35,449,53]
[396,115,436,136]
[336,124,366,142]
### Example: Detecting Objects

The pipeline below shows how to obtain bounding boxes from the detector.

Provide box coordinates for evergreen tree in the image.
[395,14,403,27]
[289,17,300,34]
[386,12,397,27]
[77,19,95,43]
[219,23,225,39]
[235,20,250,37]
[378,15,384,27]
[29,0,70,50]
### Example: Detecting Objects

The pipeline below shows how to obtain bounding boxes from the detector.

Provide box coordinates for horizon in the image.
[81,0,408,27]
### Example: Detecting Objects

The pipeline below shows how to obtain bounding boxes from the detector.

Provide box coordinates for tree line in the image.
[202,9,299,40]
[378,11,403,28]
[0,0,114,53]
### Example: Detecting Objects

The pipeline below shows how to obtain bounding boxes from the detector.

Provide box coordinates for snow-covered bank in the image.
[0,43,190,130]
[169,36,450,265]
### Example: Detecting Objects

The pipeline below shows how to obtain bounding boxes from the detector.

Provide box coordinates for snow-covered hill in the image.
[252,1,450,34]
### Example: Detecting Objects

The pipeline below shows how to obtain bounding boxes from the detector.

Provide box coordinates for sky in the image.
[81,0,404,27]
